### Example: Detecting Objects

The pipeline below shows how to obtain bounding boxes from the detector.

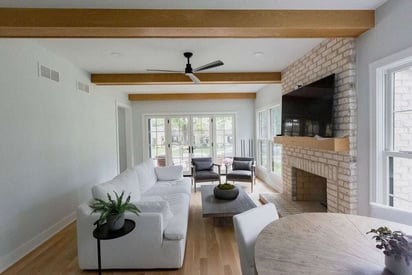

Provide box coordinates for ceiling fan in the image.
[147,52,224,83]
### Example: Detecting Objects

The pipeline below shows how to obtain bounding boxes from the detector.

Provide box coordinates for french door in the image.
[146,114,234,175]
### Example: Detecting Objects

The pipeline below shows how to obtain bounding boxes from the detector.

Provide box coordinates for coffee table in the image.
[201,185,256,224]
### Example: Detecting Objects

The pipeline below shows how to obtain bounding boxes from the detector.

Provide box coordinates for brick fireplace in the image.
[279,38,358,214]
[283,148,355,213]
[294,168,327,204]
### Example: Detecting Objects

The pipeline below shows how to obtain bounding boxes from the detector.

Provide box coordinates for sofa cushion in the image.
[134,159,157,193]
[195,170,220,180]
[227,170,252,180]
[135,197,174,225]
[232,160,252,171]
[92,168,141,202]
[155,165,183,181]
[142,178,191,197]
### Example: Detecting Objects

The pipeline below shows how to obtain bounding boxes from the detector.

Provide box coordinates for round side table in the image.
[93,219,135,275]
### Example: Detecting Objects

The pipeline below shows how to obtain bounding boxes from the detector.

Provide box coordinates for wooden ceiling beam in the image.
[0,8,374,38]
[91,72,281,85]
[128,93,256,101]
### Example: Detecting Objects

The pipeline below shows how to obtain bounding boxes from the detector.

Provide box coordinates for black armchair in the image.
[191,157,221,192]
[226,157,256,192]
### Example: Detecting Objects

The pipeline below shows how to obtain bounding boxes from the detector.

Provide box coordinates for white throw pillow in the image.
[134,159,157,193]
[155,165,183,181]
[92,180,117,201]
[92,169,141,202]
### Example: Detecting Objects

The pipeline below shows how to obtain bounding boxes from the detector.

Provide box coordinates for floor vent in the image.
[38,63,60,83]
[77,81,90,94]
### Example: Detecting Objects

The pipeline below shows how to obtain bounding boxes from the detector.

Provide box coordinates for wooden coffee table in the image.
[200,185,256,224]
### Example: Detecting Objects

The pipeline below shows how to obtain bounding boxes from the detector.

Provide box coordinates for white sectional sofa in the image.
[77,159,191,270]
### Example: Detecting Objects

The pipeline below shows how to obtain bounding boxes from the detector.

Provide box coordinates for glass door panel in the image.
[191,116,212,158]
[169,117,191,175]
[148,117,166,167]
[215,115,234,164]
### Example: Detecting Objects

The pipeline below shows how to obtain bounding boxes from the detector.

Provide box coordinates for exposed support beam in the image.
[128,93,256,101]
[0,8,374,38]
[91,72,281,85]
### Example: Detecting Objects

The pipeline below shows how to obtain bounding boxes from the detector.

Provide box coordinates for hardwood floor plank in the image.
[3,180,275,275]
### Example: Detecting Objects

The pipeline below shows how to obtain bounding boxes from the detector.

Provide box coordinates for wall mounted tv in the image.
[281,74,335,137]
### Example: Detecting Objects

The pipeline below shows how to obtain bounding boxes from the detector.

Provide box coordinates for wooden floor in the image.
[4,180,276,275]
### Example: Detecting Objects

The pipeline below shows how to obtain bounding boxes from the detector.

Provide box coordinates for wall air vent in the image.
[77,81,90,94]
[38,63,60,83]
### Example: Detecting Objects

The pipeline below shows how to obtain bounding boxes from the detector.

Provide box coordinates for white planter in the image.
[385,255,412,275]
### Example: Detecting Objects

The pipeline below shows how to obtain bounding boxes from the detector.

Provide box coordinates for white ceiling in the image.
[5,0,386,94]
[34,38,323,94]
[35,38,324,73]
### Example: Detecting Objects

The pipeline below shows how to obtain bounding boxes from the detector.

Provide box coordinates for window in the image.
[215,115,234,164]
[258,111,268,167]
[374,59,412,213]
[145,113,235,174]
[257,106,282,176]
[383,65,412,211]
[148,118,166,165]
[270,106,282,175]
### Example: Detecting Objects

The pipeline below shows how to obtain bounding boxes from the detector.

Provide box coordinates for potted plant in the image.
[89,191,140,231]
[214,182,239,200]
[367,226,412,275]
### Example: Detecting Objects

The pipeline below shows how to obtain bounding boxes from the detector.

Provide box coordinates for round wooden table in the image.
[255,213,412,275]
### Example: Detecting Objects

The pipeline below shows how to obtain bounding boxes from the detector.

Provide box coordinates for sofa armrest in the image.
[77,203,165,247]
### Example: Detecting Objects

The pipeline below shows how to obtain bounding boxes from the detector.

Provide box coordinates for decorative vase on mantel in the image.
[107,213,125,231]
[385,255,412,275]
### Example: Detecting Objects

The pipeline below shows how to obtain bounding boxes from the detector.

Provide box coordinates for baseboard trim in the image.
[0,211,76,273]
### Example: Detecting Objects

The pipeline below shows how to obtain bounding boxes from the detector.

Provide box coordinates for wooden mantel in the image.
[274,136,349,152]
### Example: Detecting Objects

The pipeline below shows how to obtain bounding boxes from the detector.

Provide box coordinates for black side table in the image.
[93,219,135,275]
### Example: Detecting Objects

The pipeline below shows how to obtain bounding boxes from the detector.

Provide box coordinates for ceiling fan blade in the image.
[194,60,224,72]
[186,73,200,83]
[146,69,184,73]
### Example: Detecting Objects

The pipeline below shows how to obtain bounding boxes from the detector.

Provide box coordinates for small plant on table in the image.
[217,183,236,190]
[367,226,412,275]
[89,191,140,230]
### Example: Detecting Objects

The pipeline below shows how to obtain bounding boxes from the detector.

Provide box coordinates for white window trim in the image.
[256,104,282,175]
[369,45,412,223]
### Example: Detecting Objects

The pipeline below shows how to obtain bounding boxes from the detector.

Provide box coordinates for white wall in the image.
[357,0,412,223]
[132,99,255,164]
[0,39,126,271]
[255,84,283,191]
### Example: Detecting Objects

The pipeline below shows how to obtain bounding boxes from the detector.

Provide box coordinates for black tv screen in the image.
[281,74,335,137]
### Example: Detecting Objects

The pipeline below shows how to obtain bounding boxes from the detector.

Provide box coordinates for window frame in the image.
[256,105,282,176]
[371,49,412,212]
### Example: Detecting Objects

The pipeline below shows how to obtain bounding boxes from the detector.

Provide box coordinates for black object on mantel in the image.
[93,219,135,275]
